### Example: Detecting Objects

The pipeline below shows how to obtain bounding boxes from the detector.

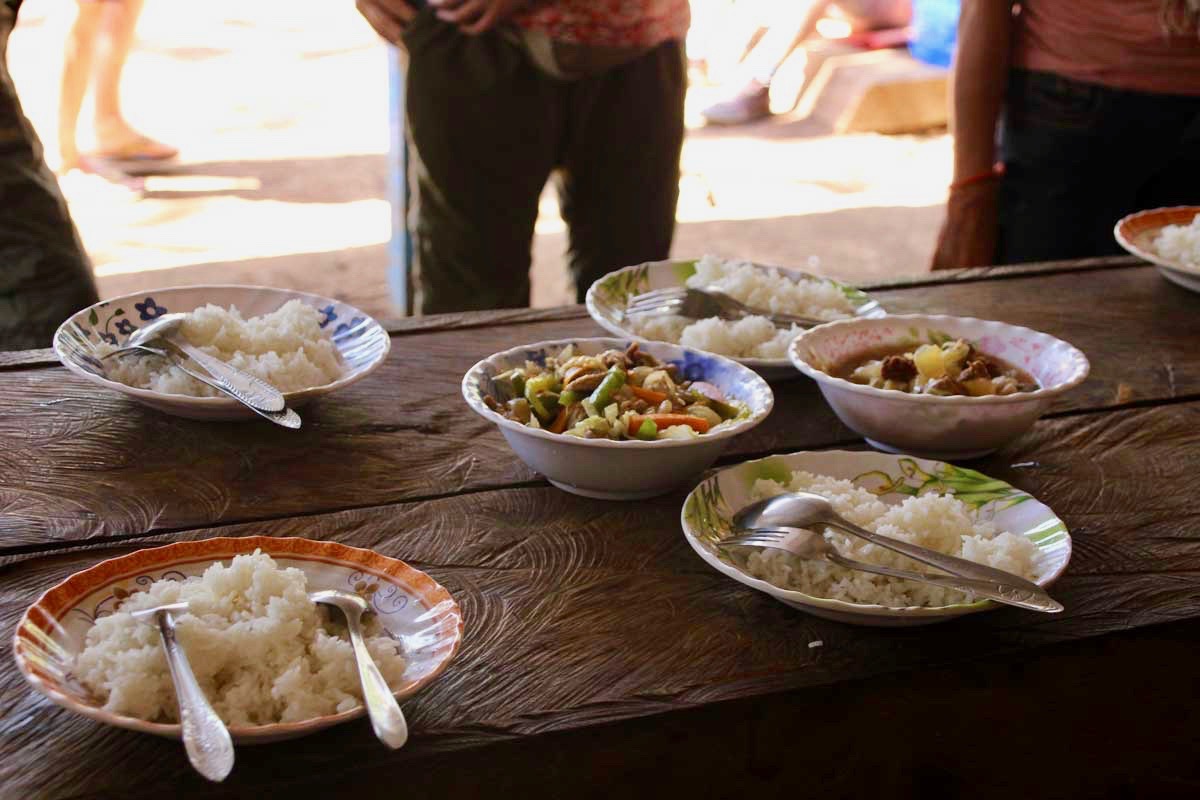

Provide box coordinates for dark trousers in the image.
[402,12,686,314]
[998,69,1200,264]
[0,4,98,350]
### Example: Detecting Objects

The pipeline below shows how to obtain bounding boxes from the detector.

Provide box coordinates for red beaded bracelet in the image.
[950,163,1005,190]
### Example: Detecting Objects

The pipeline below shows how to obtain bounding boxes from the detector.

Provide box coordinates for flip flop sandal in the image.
[75,155,146,195]
[87,134,179,165]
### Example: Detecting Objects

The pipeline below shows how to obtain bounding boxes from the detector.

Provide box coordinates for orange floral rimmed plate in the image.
[12,537,463,744]
[1114,206,1200,294]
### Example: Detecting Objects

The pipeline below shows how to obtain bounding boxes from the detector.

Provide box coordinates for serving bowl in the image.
[1114,205,1200,293]
[462,337,774,500]
[682,450,1071,626]
[789,314,1089,460]
[13,536,463,744]
[585,258,884,381]
[53,285,391,420]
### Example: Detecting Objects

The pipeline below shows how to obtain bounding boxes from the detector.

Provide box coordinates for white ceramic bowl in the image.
[13,536,463,744]
[53,285,391,421]
[789,315,1089,460]
[682,450,1072,626]
[1114,205,1200,293]
[462,338,774,500]
[585,258,885,380]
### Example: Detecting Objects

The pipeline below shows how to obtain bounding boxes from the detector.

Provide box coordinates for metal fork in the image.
[622,286,827,328]
[719,527,1063,613]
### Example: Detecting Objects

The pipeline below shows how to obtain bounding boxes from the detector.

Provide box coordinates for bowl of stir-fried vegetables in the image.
[462,338,774,499]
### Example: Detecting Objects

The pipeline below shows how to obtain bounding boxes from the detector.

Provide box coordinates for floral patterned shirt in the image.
[515,0,690,48]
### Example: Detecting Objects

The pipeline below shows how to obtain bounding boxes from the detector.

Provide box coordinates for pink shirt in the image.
[515,0,690,48]
[1012,0,1200,96]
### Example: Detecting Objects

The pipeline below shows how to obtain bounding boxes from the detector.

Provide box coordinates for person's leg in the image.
[558,40,686,301]
[403,12,561,313]
[0,5,99,350]
[58,1,104,170]
[89,0,175,160]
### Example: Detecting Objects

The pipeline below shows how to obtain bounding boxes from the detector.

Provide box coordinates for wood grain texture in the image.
[0,264,1196,551]
[3,401,1200,797]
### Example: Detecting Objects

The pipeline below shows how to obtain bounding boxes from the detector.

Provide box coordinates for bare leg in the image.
[91,0,175,159]
[58,2,105,170]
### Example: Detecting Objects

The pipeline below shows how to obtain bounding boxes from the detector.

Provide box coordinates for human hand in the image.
[430,0,528,34]
[357,0,418,44]
[930,180,1000,270]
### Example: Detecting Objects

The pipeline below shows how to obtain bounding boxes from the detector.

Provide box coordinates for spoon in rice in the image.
[310,590,409,749]
[730,492,1062,612]
[105,313,289,414]
[130,602,235,781]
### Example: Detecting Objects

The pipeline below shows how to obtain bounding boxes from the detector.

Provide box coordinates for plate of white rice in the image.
[585,256,885,380]
[13,536,463,743]
[1115,206,1200,294]
[682,450,1070,626]
[54,285,391,420]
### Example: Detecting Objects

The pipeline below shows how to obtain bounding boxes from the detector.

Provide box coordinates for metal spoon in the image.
[720,526,1062,612]
[310,590,408,749]
[113,313,286,413]
[106,344,301,429]
[733,491,1061,610]
[130,602,235,782]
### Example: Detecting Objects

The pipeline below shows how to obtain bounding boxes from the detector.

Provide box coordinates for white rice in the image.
[98,299,344,397]
[1153,213,1200,267]
[629,255,855,359]
[74,551,407,726]
[737,471,1039,608]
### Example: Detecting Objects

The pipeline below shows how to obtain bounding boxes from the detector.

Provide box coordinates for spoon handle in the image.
[343,611,408,749]
[165,339,286,413]
[826,552,1063,613]
[154,612,235,782]
[827,516,1048,593]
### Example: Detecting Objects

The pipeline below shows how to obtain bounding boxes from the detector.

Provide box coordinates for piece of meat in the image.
[925,377,966,396]
[958,358,992,383]
[880,355,917,382]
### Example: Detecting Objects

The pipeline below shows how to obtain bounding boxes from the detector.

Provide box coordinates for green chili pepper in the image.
[635,419,658,441]
[525,373,559,422]
[588,366,626,410]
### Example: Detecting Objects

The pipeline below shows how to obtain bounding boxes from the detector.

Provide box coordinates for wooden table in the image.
[3,257,1199,798]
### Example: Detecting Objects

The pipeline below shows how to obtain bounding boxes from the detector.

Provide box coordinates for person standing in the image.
[356,0,689,313]
[932,0,1200,269]
[1,0,99,350]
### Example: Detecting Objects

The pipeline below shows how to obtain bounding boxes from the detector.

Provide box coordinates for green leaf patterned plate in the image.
[681,450,1071,626]
[584,258,885,380]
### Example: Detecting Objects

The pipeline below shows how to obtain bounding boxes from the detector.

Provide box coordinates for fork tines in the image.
[622,288,688,319]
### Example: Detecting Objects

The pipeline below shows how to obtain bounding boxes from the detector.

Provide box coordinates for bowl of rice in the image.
[463,337,774,500]
[13,537,462,743]
[1115,206,1200,293]
[789,314,1089,460]
[585,256,885,380]
[54,285,391,420]
[682,450,1071,626]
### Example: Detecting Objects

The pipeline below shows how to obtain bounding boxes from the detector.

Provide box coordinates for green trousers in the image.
[0,4,97,350]
[402,12,686,314]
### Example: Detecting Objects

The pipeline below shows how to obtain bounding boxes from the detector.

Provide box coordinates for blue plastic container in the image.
[909,0,960,68]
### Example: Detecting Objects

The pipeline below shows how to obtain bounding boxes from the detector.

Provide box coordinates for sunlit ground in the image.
[9,0,949,318]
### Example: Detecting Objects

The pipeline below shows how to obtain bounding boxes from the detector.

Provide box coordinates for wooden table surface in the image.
[3,256,1199,799]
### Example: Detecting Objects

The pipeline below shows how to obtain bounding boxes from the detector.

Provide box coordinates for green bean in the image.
[559,389,580,406]
[635,419,658,441]
[525,373,559,422]
[587,366,626,410]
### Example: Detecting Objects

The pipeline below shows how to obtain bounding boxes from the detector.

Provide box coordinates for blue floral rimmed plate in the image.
[53,284,390,420]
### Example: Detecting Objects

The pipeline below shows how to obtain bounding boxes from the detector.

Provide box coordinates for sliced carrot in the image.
[628,413,710,434]
[630,385,668,404]
[548,406,570,434]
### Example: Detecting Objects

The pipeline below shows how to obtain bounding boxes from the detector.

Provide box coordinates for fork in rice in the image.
[622,287,826,328]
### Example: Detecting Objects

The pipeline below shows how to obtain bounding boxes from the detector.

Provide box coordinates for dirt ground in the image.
[9,0,949,320]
